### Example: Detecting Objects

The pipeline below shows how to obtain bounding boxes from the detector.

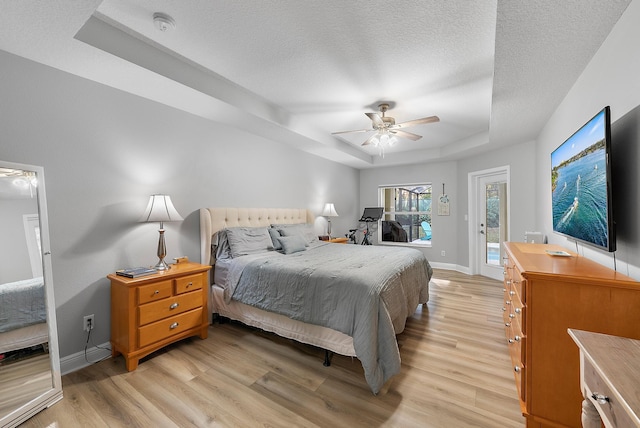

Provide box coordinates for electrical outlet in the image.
[441,250,446,257]
[83,314,94,332]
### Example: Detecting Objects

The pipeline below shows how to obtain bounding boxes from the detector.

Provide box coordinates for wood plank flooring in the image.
[22,269,524,427]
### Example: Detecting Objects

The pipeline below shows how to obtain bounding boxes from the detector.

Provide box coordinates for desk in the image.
[568,329,640,427]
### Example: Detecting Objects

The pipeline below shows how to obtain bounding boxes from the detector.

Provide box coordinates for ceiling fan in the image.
[332,103,440,148]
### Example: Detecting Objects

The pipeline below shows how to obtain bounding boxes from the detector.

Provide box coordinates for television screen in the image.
[551,106,615,252]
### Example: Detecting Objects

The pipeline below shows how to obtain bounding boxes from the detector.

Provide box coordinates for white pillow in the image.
[225,227,274,258]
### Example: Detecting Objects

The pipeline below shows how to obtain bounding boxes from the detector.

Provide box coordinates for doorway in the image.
[468,167,510,280]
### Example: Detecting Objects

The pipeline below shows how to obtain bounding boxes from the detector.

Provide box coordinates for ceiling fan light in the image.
[389,136,398,146]
[380,134,389,145]
[371,135,380,146]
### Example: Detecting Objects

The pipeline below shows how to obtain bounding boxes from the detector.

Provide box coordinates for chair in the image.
[421,221,432,240]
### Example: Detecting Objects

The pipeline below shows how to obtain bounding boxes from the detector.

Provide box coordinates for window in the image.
[379,184,432,246]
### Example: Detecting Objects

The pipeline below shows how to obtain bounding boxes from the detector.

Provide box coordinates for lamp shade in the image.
[322,203,339,217]
[140,194,183,223]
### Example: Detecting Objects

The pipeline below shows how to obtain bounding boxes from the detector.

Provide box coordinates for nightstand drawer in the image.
[175,274,203,294]
[584,358,634,428]
[138,280,173,304]
[138,308,203,348]
[138,290,203,326]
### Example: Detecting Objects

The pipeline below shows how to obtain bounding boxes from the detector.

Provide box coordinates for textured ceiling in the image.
[0,0,632,168]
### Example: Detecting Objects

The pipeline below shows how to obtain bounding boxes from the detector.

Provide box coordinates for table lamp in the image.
[140,194,183,270]
[322,203,339,238]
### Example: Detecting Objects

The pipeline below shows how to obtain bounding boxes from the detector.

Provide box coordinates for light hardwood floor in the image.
[22,269,524,427]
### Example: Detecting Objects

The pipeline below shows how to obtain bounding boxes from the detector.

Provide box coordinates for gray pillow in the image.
[275,224,318,246]
[225,227,274,258]
[278,235,307,254]
[213,229,231,260]
[268,228,283,250]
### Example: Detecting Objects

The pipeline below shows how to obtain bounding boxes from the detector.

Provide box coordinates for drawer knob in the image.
[509,290,515,296]
[509,313,515,319]
[503,288,507,292]
[502,307,506,312]
[514,335,521,342]
[154,290,160,295]
[505,300,511,306]
[505,322,511,327]
[514,365,520,373]
[508,338,515,344]
[591,393,609,405]
[170,302,179,309]
[514,308,521,314]
[170,322,179,329]
[186,282,193,288]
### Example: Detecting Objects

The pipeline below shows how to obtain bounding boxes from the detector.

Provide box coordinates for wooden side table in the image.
[108,262,211,370]
[327,237,348,244]
[568,329,640,428]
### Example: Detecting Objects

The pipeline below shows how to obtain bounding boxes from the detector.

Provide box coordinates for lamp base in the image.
[155,226,170,270]
[154,259,170,271]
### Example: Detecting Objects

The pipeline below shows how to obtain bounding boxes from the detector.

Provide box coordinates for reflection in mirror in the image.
[0,164,62,427]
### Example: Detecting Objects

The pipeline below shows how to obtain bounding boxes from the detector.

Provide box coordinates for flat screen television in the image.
[551,106,615,252]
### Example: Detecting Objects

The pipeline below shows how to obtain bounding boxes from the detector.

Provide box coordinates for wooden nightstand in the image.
[328,237,349,244]
[108,262,211,371]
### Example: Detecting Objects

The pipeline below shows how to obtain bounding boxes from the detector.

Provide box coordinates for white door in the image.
[469,167,509,280]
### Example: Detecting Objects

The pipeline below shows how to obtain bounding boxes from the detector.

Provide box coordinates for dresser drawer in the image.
[138,280,173,304]
[511,267,525,303]
[138,308,203,348]
[508,296,524,333]
[175,274,203,294]
[138,290,203,326]
[584,358,634,428]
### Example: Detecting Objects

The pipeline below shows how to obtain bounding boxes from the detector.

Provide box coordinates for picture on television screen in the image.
[551,107,614,251]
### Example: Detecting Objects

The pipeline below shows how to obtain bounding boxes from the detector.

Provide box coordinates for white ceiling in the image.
[0,0,631,168]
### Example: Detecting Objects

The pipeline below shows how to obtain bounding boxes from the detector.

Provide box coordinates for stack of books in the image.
[116,266,157,278]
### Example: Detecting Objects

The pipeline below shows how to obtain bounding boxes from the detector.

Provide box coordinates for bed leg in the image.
[323,350,334,367]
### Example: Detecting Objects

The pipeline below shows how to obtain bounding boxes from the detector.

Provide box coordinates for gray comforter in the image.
[226,242,432,393]
[0,276,46,333]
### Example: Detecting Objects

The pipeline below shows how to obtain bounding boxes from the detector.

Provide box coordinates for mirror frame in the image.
[0,161,62,427]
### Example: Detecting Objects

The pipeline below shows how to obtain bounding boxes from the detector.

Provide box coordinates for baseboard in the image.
[60,341,112,375]
[429,261,470,274]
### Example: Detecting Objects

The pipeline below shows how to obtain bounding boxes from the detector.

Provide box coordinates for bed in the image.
[0,276,48,355]
[200,207,432,393]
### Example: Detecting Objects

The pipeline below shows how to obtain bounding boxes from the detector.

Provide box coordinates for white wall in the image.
[457,140,537,267]
[0,50,359,360]
[359,139,536,271]
[534,0,640,279]
[359,161,458,266]
[0,198,37,282]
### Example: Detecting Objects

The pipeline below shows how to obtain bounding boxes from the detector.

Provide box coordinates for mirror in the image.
[0,161,62,427]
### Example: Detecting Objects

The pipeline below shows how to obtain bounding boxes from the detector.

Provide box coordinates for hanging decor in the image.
[438,183,450,216]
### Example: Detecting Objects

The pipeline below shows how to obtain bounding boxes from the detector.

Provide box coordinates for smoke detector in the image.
[153,13,176,32]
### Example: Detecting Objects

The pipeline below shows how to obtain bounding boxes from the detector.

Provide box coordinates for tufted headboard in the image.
[199,207,314,265]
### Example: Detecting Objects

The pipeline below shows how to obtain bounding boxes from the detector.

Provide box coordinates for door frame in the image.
[468,166,510,279]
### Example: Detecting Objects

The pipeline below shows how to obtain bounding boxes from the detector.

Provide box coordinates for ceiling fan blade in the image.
[361,134,379,146]
[365,112,385,128]
[391,129,423,141]
[392,115,440,129]
[331,129,371,135]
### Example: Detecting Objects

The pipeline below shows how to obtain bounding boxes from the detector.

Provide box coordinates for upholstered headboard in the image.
[199,208,314,265]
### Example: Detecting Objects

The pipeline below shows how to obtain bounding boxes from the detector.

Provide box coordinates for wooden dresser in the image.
[108,262,211,371]
[502,242,640,428]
